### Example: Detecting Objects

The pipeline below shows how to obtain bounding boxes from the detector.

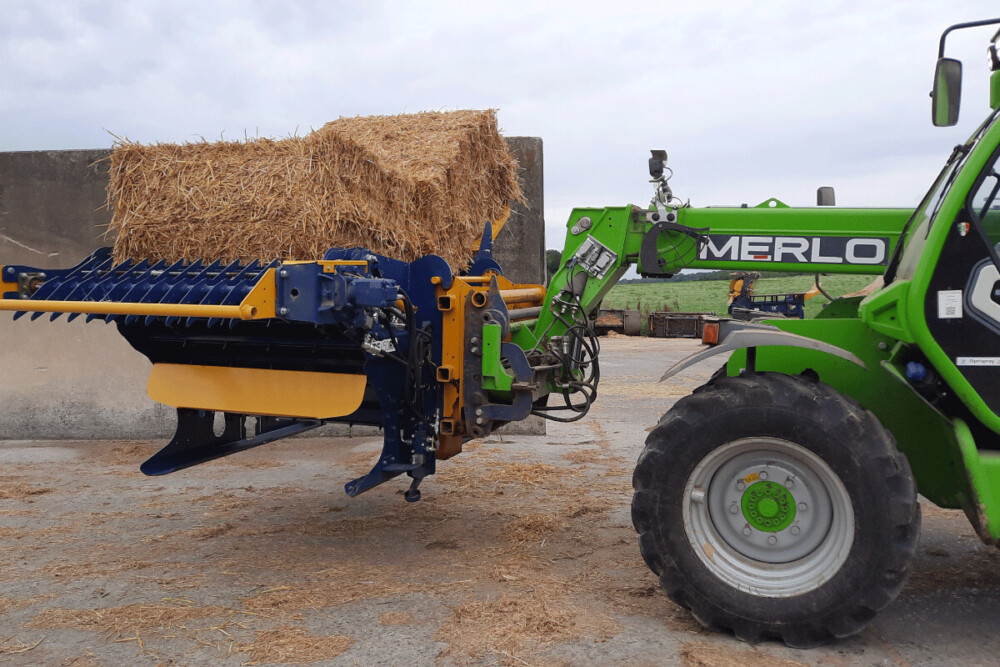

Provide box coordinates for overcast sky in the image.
[2,1,999,249]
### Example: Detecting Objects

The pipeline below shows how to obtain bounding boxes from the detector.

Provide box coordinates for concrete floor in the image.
[1,337,999,666]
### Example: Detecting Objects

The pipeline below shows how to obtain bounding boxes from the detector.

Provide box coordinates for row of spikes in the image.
[16,248,280,328]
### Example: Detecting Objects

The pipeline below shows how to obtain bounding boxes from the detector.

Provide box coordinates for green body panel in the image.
[866,114,1000,437]
[674,205,910,275]
[481,323,512,392]
[814,295,865,319]
[724,316,970,510]
[955,419,1000,542]
[857,279,914,342]
[991,70,1000,111]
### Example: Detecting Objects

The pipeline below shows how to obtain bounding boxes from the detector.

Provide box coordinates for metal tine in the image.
[227,259,280,328]
[29,251,111,301]
[35,255,118,304]
[178,259,226,327]
[162,260,219,327]
[74,257,139,304]
[86,258,154,323]
[167,259,222,326]
[118,258,167,301]
[141,258,193,326]
[201,259,251,328]
[95,256,179,325]
[122,259,171,325]
[62,258,151,323]
[106,258,156,299]
[55,257,114,321]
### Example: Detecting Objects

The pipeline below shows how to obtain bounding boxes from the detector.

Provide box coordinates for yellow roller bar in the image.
[148,364,367,420]
[0,268,278,321]
[498,287,546,305]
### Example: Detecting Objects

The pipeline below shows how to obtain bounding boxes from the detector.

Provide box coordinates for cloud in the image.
[1,0,997,249]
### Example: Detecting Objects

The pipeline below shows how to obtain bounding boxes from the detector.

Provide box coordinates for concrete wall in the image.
[494,137,544,285]
[0,138,544,439]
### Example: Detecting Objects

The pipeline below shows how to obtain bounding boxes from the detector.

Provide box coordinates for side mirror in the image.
[931,57,962,126]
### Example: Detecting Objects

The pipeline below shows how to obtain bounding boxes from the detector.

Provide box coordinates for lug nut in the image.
[790,526,801,536]
[729,503,738,514]
[742,526,752,537]
[759,471,768,480]
[798,502,807,511]
[767,535,777,545]
[736,480,745,491]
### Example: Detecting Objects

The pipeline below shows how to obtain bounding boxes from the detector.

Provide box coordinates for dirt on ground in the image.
[1,338,999,666]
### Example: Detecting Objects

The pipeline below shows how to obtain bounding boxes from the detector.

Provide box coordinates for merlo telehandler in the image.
[2,17,999,649]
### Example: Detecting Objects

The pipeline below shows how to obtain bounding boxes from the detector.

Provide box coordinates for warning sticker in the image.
[957,357,1000,366]
[743,472,759,484]
[937,290,963,319]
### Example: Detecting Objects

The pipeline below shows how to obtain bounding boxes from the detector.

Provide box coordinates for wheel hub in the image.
[742,480,796,532]
[682,437,854,597]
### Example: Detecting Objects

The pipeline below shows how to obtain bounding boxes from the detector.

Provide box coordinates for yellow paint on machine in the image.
[147,364,366,419]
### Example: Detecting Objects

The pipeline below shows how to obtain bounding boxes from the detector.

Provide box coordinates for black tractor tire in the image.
[632,372,919,648]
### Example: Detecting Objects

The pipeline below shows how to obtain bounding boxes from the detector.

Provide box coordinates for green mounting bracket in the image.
[481,323,513,392]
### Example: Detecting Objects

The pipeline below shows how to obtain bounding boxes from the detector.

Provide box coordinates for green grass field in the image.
[602,274,878,321]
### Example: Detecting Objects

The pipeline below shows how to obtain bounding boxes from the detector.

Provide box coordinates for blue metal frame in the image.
[3,239,495,499]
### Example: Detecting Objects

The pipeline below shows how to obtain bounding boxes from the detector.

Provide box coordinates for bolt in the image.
[470,337,480,345]
[767,535,777,545]
[475,408,483,416]
[279,269,289,278]
[798,502,807,512]
[471,346,480,355]
[279,307,289,316]
[476,417,484,425]
[742,526,752,537]
[759,471,768,480]
[790,525,801,536]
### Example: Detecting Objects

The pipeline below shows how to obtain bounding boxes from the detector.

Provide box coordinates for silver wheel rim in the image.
[683,437,854,598]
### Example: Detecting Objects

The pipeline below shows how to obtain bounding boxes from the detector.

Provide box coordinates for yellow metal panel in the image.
[240,268,277,319]
[148,364,366,419]
[492,204,512,239]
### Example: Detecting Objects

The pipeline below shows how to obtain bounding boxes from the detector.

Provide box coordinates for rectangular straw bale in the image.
[107,110,523,269]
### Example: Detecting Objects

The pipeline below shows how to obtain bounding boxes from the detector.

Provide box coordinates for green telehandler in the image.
[632,17,1000,646]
